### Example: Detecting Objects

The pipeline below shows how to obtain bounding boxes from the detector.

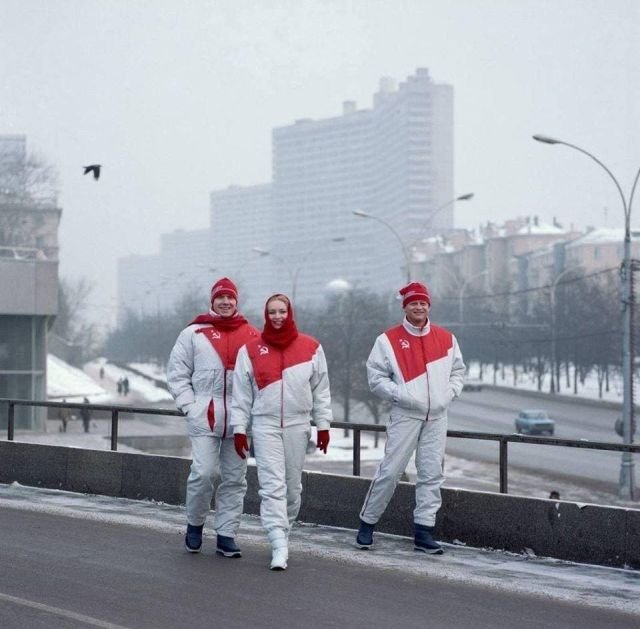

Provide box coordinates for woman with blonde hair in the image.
[231,294,332,570]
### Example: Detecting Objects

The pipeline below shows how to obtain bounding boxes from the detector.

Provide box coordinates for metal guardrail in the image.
[2,398,639,494]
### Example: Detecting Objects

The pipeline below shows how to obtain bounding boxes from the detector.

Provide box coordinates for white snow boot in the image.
[268,530,288,571]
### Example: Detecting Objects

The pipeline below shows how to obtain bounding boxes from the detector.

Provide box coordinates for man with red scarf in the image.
[230,294,332,570]
[167,277,259,556]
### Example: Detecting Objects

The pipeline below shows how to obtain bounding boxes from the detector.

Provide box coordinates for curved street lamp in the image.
[352,210,412,282]
[252,237,345,301]
[533,133,640,499]
[354,194,474,283]
[410,193,475,247]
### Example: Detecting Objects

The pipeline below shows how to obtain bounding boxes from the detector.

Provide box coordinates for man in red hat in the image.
[167,277,259,557]
[356,281,464,554]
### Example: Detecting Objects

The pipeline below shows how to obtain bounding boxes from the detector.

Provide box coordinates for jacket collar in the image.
[402,316,431,337]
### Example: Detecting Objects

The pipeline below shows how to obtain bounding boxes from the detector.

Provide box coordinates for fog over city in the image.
[2,0,639,321]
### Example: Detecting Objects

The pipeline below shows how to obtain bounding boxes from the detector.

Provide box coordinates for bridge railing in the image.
[2,398,639,494]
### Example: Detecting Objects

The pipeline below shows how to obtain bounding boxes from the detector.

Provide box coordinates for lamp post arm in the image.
[361,213,412,282]
[408,193,474,249]
[555,140,629,222]
[409,198,455,249]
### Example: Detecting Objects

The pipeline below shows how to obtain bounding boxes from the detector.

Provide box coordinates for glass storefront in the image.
[0,315,47,430]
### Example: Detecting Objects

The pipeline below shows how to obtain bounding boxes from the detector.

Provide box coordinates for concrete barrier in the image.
[0,440,637,569]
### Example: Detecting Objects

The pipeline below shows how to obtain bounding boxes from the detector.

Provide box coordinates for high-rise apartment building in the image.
[209,183,272,313]
[117,227,213,322]
[118,68,454,315]
[272,68,454,303]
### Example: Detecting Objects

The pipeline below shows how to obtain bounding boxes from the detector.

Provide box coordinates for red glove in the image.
[234,433,249,459]
[316,429,330,454]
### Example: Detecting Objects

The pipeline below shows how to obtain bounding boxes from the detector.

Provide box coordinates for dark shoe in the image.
[216,535,242,558]
[414,523,443,555]
[185,524,203,553]
[356,519,375,549]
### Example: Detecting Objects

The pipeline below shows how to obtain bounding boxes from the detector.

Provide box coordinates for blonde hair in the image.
[266,294,290,308]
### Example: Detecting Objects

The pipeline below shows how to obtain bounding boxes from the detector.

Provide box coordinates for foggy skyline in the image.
[2,0,639,321]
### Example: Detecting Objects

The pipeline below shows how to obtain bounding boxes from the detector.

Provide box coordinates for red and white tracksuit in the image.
[167,321,259,535]
[360,318,465,527]
[230,334,333,536]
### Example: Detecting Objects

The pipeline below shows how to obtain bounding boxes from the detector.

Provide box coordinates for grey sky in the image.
[2,0,639,321]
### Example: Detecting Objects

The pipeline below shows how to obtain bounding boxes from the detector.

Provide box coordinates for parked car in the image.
[463,378,484,392]
[515,409,555,436]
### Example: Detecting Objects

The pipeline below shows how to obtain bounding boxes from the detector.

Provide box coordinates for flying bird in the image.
[83,164,102,180]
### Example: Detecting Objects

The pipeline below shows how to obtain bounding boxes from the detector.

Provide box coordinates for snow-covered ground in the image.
[466,361,631,405]
[48,356,173,405]
[1,481,638,615]
[46,355,111,403]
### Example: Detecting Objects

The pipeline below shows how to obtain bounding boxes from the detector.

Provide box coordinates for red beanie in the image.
[210,277,238,304]
[399,282,431,308]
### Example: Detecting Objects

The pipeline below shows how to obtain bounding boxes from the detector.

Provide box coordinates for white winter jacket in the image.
[230,334,333,435]
[167,321,259,438]
[367,318,465,421]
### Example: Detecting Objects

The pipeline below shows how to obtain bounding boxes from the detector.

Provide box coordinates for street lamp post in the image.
[252,247,299,300]
[352,210,412,282]
[354,195,474,283]
[533,133,640,499]
[410,193,475,247]
[252,238,345,301]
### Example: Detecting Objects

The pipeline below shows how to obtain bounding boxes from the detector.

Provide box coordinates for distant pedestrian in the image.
[117,378,123,395]
[58,400,72,433]
[167,277,259,558]
[123,376,130,396]
[356,281,465,554]
[80,397,91,433]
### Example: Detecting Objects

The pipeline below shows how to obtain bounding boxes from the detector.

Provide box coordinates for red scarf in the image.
[261,297,299,349]
[189,311,249,331]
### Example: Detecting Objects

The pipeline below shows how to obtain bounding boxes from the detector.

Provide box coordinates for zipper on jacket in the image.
[422,336,430,421]
[222,332,230,438]
[280,349,285,428]
[222,367,228,438]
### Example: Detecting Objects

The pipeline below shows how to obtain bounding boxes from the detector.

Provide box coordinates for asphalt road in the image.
[446,387,623,487]
[1,507,637,629]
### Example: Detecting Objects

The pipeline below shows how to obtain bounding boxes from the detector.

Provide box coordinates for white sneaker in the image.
[270,546,288,570]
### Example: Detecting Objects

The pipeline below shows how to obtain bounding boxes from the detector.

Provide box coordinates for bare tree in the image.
[0,149,58,205]
[0,148,59,251]
[51,278,100,366]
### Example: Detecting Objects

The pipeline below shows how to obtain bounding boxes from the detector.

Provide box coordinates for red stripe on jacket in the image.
[196,325,259,369]
[196,323,259,436]
[245,335,319,390]
[385,324,453,384]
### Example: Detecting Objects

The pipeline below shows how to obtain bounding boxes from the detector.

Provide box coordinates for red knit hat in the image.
[210,277,238,304]
[399,281,431,308]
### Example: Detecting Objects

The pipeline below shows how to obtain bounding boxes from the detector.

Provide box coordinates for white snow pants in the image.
[186,435,248,537]
[251,422,311,536]
[360,414,448,527]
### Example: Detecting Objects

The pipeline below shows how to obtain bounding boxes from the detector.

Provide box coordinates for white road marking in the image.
[0,591,131,629]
